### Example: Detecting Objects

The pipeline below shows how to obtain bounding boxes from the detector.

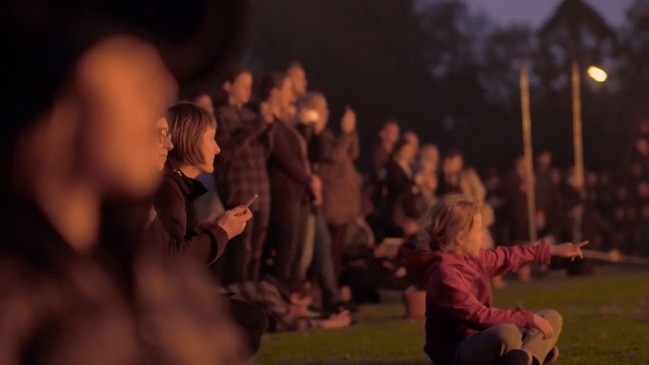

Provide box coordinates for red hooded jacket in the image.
[400,242,551,365]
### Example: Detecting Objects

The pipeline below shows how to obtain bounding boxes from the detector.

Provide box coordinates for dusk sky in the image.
[467,0,633,27]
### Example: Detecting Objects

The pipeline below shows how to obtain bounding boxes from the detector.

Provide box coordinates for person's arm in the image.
[152,179,235,264]
[431,267,535,329]
[479,242,551,277]
[146,214,227,266]
[320,129,356,163]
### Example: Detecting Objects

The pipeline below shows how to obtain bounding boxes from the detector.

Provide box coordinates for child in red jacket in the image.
[401,193,587,365]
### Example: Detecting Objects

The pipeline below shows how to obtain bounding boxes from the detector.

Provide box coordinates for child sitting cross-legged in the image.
[401,193,587,365]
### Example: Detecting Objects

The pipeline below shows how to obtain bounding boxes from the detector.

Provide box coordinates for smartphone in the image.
[235,194,258,216]
[244,194,258,208]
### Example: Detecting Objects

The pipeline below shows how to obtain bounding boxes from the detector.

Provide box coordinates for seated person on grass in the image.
[227,276,352,332]
[401,193,587,365]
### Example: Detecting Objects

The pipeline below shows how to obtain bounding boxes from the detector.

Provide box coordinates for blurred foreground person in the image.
[0,1,249,364]
[402,194,588,365]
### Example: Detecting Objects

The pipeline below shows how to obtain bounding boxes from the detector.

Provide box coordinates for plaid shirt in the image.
[214,105,272,212]
[227,281,322,332]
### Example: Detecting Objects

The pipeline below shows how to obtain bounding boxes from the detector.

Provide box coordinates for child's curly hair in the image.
[424,193,480,254]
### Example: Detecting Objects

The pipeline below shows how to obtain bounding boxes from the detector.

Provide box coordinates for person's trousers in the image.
[309,209,340,309]
[220,210,270,285]
[269,200,310,291]
[297,214,316,285]
[328,223,349,276]
[455,309,562,365]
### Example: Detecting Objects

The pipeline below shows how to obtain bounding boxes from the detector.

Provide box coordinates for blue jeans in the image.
[310,208,340,309]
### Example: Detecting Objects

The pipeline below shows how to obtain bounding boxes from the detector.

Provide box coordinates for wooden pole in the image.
[520,60,537,243]
[571,59,584,189]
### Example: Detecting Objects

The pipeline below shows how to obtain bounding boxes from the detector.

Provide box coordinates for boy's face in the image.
[462,213,483,258]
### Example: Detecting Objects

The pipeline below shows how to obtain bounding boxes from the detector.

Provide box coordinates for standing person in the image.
[284,61,309,119]
[401,194,587,365]
[505,156,547,281]
[438,150,492,247]
[0,0,249,362]
[193,92,216,116]
[295,92,355,312]
[419,144,440,174]
[261,72,320,292]
[383,139,418,237]
[214,66,273,284]
[316,104,362,275]
[373,118,401,182]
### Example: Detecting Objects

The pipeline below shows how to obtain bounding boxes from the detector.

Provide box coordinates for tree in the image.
[245,0,436,172]
[536,0,620,170]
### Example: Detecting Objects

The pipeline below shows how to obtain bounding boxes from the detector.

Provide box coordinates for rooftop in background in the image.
[466,0,632,27]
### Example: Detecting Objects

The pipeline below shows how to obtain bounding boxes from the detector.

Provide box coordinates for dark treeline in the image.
[205,0,649,177]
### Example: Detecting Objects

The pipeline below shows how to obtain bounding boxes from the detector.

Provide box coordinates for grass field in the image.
[257,268,649,365]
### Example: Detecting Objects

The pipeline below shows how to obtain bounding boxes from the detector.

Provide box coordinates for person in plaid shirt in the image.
[214,66,274,284]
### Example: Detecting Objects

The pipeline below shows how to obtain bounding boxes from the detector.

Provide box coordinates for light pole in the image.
[570,61,607,190]
[519,60,537,244]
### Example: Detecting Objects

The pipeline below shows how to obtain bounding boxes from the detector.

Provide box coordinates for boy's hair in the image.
[167,102,217,166]
[424,193,480,254]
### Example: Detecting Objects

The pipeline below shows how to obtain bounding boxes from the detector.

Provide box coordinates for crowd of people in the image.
[0,2,639,364]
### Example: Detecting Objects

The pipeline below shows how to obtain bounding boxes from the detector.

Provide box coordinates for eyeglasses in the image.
[159,129,172,144]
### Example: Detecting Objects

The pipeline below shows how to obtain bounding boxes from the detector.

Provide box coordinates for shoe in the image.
[497,349,533,365]
[543,346,559,365]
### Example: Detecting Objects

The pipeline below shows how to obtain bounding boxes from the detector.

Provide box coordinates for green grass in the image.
[257,269,649,364]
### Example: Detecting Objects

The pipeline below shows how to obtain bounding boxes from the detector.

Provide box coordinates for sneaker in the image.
[543,346,559,365]
[497,349,533,365]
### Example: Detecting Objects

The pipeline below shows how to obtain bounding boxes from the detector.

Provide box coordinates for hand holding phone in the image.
[235,194,258,216]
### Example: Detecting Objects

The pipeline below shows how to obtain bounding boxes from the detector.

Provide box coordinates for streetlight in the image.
[587,65,608,83]
[571,62,608,190]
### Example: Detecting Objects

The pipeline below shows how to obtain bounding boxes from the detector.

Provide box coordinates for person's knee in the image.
[493,324,523,350]
[539,309,563,334]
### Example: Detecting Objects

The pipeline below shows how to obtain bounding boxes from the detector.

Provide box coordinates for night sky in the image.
[467,0,632,27]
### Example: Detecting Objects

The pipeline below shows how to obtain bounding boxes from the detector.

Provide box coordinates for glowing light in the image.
[587,66,608,83]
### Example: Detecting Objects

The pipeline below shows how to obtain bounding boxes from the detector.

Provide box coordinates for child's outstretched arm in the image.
[479,241,551,277]
[480,240,588,277]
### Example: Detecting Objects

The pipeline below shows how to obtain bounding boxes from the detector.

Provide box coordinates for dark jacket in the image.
[296,123,362,224]
[267,119,312,203]
[0,195,244,364]
[153,166,229,266]
[317,129,362,225]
